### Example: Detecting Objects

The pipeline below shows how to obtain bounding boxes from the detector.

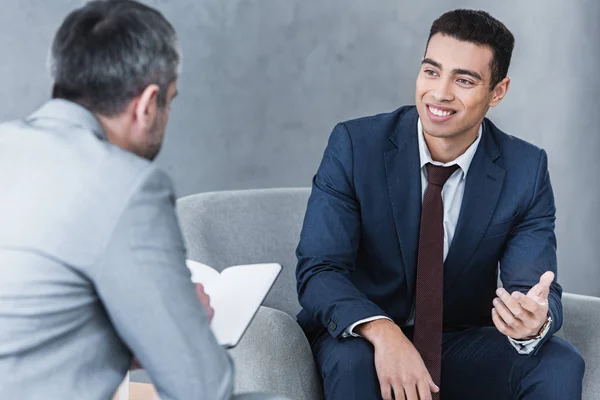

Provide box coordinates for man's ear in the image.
[489,77,510,107]
[133,84,161,129]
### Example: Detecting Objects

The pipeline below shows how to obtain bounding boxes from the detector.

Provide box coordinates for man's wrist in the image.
[355,318,404,345]
[530,315,552,340]
[515,314,552,341]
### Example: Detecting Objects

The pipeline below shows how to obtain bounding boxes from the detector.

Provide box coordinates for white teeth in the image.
[429,106,453,117]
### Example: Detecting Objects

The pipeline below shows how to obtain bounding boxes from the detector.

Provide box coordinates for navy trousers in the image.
[312,326,585,400]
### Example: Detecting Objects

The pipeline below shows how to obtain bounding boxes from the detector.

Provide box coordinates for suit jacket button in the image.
[328,321,337,331]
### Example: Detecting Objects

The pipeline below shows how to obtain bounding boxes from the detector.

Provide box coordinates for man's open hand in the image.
[492,271,553,339]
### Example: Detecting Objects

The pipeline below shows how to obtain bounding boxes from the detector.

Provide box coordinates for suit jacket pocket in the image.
[484,212,519,238]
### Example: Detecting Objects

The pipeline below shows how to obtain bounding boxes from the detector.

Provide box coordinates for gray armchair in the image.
[176,188,600,400]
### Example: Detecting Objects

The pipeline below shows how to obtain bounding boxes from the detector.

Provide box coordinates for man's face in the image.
[415,33,499,140]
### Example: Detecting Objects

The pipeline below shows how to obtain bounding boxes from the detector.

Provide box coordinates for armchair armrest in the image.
[556,292,600,399]
[229,306,323,400]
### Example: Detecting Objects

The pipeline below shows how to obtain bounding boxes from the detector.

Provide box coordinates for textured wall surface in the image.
[1,0,598,299]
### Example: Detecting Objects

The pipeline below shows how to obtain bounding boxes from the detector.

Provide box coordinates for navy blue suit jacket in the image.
[296,106,562,351]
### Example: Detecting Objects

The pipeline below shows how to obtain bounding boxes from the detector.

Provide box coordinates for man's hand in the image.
[356,319,439,400]
[195,283,214,322]
[492,271,554,340]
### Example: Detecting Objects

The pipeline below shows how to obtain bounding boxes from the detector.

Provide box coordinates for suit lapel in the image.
[444,120,506,289]
[384,109,422,301]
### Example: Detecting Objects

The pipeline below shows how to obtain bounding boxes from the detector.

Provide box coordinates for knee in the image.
[564,346,585,378]
[539,338,585,380]
[333,338,377,377]
[317,337,380,397]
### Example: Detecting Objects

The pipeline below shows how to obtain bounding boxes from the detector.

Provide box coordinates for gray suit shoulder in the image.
[0,116,174,268]
[90,142,177,249]
[98,141,173,201]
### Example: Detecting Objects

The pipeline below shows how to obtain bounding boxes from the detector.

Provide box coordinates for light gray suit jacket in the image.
[0,100,234,400]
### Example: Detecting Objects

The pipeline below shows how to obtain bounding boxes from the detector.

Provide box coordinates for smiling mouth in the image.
[427,104,457,117]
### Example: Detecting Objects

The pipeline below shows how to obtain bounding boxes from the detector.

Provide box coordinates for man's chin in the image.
[145,148,161,161]
[425,130,457,139]
[140,143,162,161]
[421,123,459,139]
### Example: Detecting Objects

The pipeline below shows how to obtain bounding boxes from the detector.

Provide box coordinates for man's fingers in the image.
[380,382,392,400]
[538,271,555,299]
[492,308,513,336]
[194,283,215,321]
[495,288,521,316]
[540,271,555,287]
[526,284,546,304]
[391,382,406,400]
[194,283,204,295]
[428,374,440,393]
[195,283,210,303]
[418,380,433,400]
[493,297,521,328]
[403,385,419,400]
[527,271,555,304]
[511,291,539,313]
[201,294,211,307]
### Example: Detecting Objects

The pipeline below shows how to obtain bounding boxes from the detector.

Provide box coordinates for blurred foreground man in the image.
[0,1,287,399]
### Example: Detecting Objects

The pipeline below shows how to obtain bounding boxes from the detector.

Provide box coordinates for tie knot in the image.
[426,163,459,187]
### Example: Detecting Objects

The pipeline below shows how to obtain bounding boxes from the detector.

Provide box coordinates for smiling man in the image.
[295,9,585,400]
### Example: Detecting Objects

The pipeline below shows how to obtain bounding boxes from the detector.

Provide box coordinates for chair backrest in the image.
[176,188,311,318]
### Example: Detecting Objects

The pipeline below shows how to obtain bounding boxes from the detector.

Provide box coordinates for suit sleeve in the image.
[499,149,562,354]
[87,166,234,400]
[296,123,390,338]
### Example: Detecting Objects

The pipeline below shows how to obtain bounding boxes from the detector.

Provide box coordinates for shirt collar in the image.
[417,117,482,179]
[27,99,107,140]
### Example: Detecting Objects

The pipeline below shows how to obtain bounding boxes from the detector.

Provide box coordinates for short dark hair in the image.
[49,0,180,116]
[426,9,515,90]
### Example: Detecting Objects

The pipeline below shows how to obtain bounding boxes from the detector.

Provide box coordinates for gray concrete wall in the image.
[1,0,598,298]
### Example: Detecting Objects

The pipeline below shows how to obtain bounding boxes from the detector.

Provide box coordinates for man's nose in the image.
[431,79,454,102]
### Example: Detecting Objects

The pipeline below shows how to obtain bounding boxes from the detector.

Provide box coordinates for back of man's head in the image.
[49,0,180,117]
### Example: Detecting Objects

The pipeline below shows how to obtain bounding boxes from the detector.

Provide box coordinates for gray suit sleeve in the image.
[88,166,234,400]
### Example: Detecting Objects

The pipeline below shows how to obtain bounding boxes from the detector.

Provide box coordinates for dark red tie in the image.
[413,163,459,395]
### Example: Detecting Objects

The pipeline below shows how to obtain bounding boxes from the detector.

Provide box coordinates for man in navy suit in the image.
[296,9,585,400]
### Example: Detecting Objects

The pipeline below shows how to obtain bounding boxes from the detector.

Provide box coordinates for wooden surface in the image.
[129,383,160,400]
[113,382,159,400]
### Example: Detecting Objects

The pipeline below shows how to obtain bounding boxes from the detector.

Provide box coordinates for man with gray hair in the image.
[0,1,286,399]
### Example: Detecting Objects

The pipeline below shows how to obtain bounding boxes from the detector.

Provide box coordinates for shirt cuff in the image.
[342,316,393,338]
[507,319,552,355]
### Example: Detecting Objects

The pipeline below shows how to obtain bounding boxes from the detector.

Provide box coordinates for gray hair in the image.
[49,0,181,116]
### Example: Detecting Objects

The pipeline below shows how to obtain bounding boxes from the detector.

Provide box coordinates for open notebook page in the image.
[186,260,281,347]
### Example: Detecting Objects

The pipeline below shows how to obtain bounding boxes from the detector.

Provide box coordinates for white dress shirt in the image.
[343,119,547,354]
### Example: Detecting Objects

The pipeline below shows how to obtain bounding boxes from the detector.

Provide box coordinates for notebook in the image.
[186,259,282,348]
